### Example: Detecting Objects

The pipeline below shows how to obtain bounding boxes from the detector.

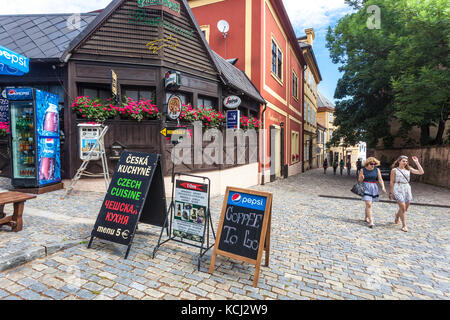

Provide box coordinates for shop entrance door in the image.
[270,125,282,181]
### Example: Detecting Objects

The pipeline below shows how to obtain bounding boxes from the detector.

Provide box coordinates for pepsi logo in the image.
[8,89,16,95]
[231,193,241,202]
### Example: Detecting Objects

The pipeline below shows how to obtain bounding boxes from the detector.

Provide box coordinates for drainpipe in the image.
[302,65,306,173]
[261,102,267,185]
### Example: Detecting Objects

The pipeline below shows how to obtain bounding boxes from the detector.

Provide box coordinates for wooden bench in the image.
[0,192,36,232]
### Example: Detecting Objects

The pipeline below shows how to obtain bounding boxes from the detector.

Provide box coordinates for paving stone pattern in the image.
[0,170,449,300]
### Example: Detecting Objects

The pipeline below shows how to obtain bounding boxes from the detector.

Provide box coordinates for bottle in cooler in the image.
[39,138,56,181]
[43,103,58,133]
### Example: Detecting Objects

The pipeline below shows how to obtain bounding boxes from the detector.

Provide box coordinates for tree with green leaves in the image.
[326,0,449,148]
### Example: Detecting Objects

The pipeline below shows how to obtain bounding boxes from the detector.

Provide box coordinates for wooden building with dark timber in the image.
[0,0,265,182]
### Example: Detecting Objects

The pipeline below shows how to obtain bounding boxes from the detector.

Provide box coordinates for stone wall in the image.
[370,146,450,189]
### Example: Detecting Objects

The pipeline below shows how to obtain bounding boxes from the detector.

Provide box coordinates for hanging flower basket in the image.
[240,116,261,131]
[179,104,225,129]
[115,97,161,121]
[71,96,116,123]
[71,96,162,123]
[0,122,9,137]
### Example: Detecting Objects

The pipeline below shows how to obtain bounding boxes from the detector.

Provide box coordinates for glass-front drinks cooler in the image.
[7,88,61,188]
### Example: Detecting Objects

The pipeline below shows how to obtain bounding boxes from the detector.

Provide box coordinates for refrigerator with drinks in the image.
[7,88,61,188]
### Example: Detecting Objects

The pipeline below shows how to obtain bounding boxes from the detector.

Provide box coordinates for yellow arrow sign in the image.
[160,128,187,137]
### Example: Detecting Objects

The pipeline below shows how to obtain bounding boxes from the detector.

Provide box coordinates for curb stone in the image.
[0,239,86,273]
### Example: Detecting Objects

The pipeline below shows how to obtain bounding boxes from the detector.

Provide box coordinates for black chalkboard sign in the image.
[88,151,167,259]
[209,187,272,287]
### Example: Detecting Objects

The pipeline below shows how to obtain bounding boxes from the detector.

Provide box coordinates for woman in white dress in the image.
[389,155,424,232]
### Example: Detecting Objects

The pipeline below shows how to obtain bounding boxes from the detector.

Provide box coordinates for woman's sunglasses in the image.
[369,162,376,165]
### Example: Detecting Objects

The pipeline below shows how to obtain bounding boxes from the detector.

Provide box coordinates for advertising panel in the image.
[173,180,209,243]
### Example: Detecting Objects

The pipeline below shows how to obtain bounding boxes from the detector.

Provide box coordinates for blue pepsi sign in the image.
[6,88,33,100]
[0,45,29,74]
[0,63,25,76]
[227,191,267,212]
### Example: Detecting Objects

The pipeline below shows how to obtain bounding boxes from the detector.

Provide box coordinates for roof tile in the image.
[0,13,98,59]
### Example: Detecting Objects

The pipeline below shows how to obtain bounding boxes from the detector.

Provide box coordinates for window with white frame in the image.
[292,71,298,100]
[271,39,283,81]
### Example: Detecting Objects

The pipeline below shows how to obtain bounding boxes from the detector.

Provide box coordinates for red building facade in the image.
[188,0,306,182]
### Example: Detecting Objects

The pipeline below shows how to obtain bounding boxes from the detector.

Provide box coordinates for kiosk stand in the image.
[62,125,110,198]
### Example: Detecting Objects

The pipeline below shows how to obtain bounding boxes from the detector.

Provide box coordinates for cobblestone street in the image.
[0,169,449,300]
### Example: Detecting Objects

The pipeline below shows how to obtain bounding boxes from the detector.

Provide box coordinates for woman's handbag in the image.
[351,182,365,196]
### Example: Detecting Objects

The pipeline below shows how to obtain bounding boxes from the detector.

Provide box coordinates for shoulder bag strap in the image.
[395,168,410,183]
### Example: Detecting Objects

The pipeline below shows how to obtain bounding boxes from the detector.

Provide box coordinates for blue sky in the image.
[282,0,353,104]
[0,0,352,103]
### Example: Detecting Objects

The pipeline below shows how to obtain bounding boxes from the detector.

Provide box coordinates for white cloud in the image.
[282,0,352,34]
[0,0,111,14]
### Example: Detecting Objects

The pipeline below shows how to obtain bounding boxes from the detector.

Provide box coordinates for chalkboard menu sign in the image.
[209,187,272,287]
[88,151,167,259]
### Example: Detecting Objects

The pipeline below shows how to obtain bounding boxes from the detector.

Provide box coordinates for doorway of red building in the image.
[270,125,283,182]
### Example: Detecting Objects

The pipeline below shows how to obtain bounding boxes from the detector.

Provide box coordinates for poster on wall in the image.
[173,180,208,243]
[0,89,8,123]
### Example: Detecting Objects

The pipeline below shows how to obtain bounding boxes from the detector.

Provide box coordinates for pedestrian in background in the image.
[358,157,386,228]
[339,159,345,176]
[346,159,352,175]
[323,158,328,174]
[389,155,424,232]
[333,159,338,175]
[356,159,362,176]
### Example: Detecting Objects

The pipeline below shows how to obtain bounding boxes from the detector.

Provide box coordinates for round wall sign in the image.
[223,95,241,109]
[167,95,182,120]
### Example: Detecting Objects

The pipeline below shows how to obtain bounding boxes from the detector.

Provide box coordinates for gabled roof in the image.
[61,0,122,61]
[0,13,98,60]
[211,51,265,105]
[298,40,322,82]
[0,1,264,105]
[317,91,335,111]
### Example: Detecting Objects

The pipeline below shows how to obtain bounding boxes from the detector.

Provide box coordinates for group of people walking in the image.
[322,158,352,176]
[358,155,424,232]
[322,155,425,232]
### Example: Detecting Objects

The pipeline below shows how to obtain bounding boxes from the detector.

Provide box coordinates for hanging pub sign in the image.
[88,151,168,259]
[167,94,182,120]
[164,71,181,90]
[209,187,272,287]
[223,95,242,109]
